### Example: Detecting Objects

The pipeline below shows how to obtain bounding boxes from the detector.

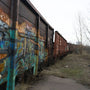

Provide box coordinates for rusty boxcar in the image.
[67,43,74,53]
[53,31,67,59]
[0,0,54,90]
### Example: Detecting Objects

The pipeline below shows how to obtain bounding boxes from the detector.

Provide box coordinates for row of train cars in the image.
[0,0,75,89]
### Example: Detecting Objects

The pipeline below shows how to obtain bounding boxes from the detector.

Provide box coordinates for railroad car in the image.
[53,31,67,59]
[0,0,54,90]
[67,43,74,53]
[0,0,75,90]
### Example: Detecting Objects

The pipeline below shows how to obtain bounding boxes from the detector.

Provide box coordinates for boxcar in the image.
[67,43,74,53]
[0,0,54,90]
[53,31,67,59]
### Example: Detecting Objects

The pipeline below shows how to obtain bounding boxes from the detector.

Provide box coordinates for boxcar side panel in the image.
[48,27,54,64]
[0,0,54,89]
[14,1,38,76]
[53,31,67,59]
[39,19,47,64]
[53,31,60,58]
[16,0,48,75]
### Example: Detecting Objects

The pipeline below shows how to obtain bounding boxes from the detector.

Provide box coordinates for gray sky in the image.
[30,0,90,45]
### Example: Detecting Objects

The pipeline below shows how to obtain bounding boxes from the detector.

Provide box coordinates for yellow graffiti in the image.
[0,54,7,59]
[16,22,26,34]
[17,43,20,48]
[16,21,37,35]
[30,39,40,47]
[35,50,39,55]
[0,9,10,26]
[45,49,48,62]
[19,48,23,53]
[32,27,37,35]
[30,39,37,45]
[0,62,5,72]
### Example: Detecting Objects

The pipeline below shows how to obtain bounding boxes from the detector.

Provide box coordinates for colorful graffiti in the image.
[0,8,48,90]
[15,20,48,75]
[15,21,37,74]
[0,9,10,85]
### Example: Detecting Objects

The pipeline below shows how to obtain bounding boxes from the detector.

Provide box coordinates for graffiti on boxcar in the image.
[15,21,38,74]
[0,8,48,85]
[39,39,45,63]
[15,20,48,75]
[0,9,10,84]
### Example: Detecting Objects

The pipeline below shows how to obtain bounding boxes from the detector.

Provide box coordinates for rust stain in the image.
[16,22,26,34]
[0,62,5,72]
[0,54,7,59]
[0,9,10,26]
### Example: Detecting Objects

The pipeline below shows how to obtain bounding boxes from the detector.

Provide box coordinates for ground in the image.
[15,53,90,90]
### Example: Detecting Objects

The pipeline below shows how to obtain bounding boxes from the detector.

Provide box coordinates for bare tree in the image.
[74,14,83,54]
[84,32,90,42]
[74,13,90,54]
[81,18,90,43]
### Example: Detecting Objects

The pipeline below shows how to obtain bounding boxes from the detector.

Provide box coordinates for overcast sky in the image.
[30,0,90,45]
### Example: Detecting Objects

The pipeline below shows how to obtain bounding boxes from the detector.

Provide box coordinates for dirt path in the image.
[27,75,89,90]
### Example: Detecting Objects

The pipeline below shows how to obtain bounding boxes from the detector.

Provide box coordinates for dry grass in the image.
[41,52,90,88]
